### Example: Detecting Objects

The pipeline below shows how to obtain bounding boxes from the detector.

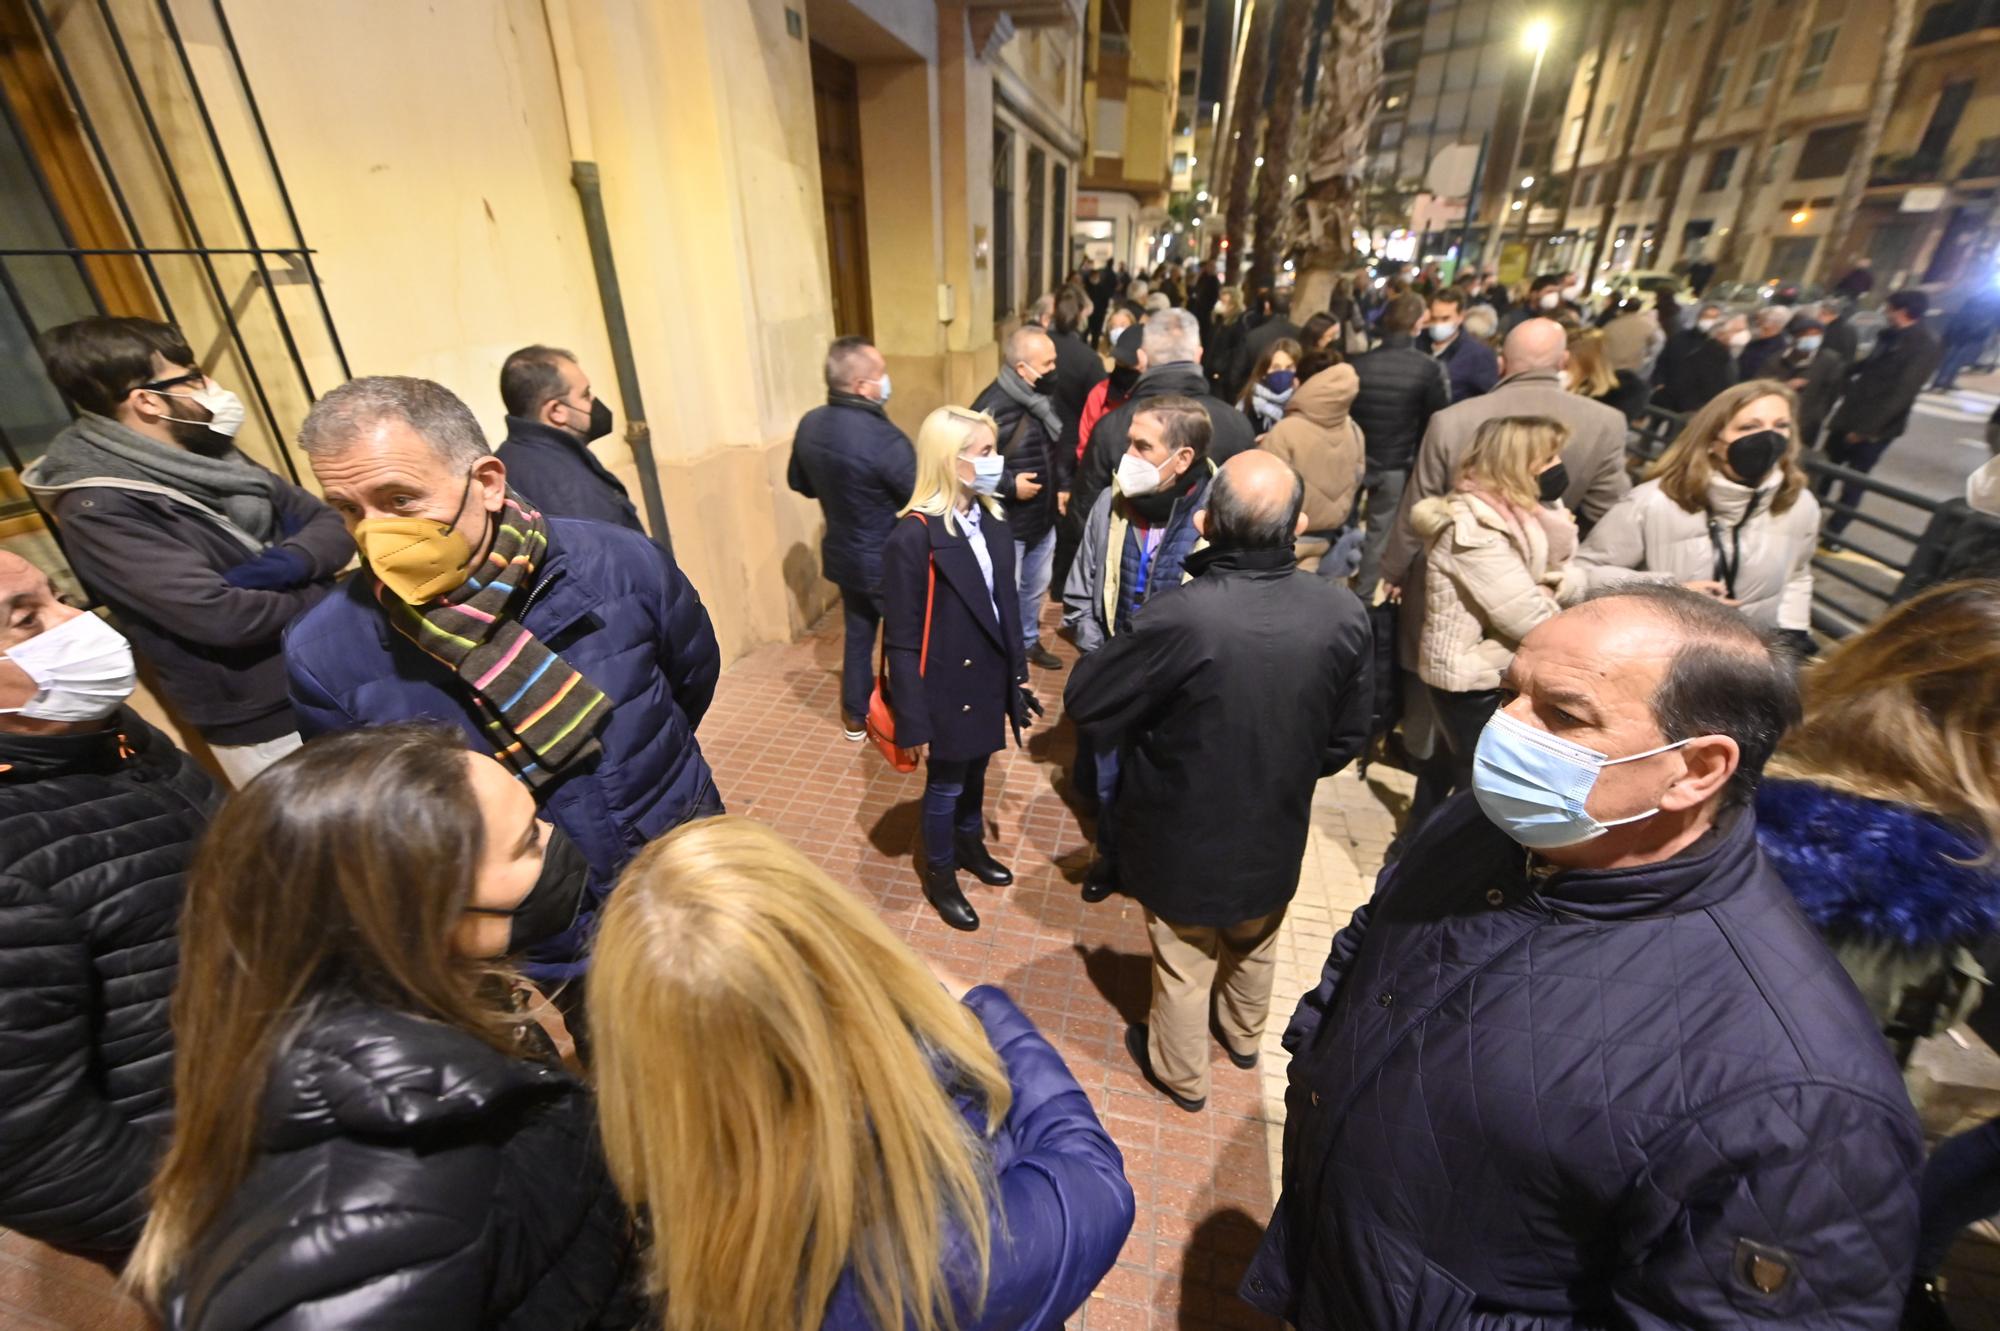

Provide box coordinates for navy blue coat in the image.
[881,507,1027,762]
[1244,794,1922,1330]
[788,395,918,595]
[821,987,1134,1331]
[1430,330,1500,401]
[494,417,645,534]
[284,518,722,981]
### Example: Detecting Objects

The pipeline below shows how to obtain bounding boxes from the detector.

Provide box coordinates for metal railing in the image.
[1621,407,1945,640]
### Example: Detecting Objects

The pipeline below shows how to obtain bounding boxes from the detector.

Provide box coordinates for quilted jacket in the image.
[168,1004,643,1331]
[0,711,215,1260]
[1576,472,1820,631]
[1408,493,1586,692]
[1348,334,1450,471]
[1243,794,1923,1330]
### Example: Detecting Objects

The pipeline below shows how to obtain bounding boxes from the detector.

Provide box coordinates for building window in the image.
[1793,122,1860,178]
[1182,23,1200,53]
[1743,47,1780,107]
[1566,114,1586,153]
[1598,101,1619,142]
[1026,143,1046,303]
[1576,172,1597,207]
[1173,152,1189,175]
[1178,69,1196,96]
[1665,76,1688,115]
[1630,161,1658,200]
[1703,145,1739,192]
[1793,28,1837,92]
[1699,61,1733,120]
[1732,0,1755,22]
[1053,161,1069,276]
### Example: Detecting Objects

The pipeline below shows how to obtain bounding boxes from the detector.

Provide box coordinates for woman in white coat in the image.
[1575,381,1819,653]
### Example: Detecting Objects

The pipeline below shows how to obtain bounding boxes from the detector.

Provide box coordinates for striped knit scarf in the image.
[378,491,608,787]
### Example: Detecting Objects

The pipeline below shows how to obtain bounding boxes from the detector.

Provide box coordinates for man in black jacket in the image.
[788,335,917,736]
[1048,289,1108,486]
[1074,308,1256,529]
[1652,307,1741,414]
[975,324,1068,669]
[1067,451,1371,1113]
[1349,293,1449,595]
[1820,290,1944,539]
[1781,318,1846,447]
[0,551,217,1263]
[495,344,645,534]
[27,317,351,786]
[1228,291,1302,401]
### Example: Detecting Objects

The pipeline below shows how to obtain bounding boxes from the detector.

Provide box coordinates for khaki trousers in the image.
[1144,906,1286,1103]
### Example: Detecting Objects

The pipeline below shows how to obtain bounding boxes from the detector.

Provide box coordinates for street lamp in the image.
[1502,17,1553,258]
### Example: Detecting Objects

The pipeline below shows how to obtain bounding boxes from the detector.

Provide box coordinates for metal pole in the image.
[0,82,106,314]
[1453,131,1490,267]
[1508,41,1547,259]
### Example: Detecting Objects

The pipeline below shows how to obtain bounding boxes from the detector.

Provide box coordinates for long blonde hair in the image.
[127,727,521,1302]
[1566,329,1619,398]
[1646,379,1808,515]
[1456,415,1570,513]
[588,816,1013,1331]
[1769,579,2000,858]
[902,404,1003,535]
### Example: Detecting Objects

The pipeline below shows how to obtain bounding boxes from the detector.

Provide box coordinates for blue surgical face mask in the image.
[1795,336,1822,355]
[875,372,892,404]
[967,452,1005,495]
[1471,709,1693,849]
[1263,369,1297,393]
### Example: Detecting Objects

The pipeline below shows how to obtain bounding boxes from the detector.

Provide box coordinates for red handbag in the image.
[866,516,934,773]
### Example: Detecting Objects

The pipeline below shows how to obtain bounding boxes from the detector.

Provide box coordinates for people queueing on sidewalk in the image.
[1348,293,1450,597]
[1783,317,1848,447]
[1652,304,1741,414]
[789,336,918,741]
[284,375,722,994]
[1426,289,1500,402]
[0,553,216,1266]
[972,325,1068,672]
[1255,360,1365,576]
[496,344,646,533]
[1239,336,1303,435]
[125,726,644,1330]
[1820,290,1944,544]
[1245,585,1923,1331]
[880,406,1040,932]
[587,815,1135,1331]
[28,317,352,786]
[1066,451,1372,1113]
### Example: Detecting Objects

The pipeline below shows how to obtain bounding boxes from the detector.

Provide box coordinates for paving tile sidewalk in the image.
[8,602,2000,1329]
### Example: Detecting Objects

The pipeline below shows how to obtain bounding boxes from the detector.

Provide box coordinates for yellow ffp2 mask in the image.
[353,473,482,604]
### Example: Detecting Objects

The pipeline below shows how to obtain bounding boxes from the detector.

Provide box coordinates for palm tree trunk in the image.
[1289,0,1391,316]
[1559,3,1618,229]
[1250,0,1317,293]
[1585,0,1670,279]
[1811,0,1917,287]
[1221,0,1275,283]
[1713,15,1821,281]
[1649,4,1734,271]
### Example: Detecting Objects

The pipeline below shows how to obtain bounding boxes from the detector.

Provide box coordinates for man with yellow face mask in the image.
[283,376,722,986]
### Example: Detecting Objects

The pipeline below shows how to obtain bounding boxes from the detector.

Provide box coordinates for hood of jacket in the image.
[1286,363,1359,428]
[1756,779,2000,948]
[1409,494,1456,541]
[259,1004,567,1152]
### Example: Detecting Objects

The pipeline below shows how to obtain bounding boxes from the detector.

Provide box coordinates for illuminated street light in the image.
[1254,155,1265,167]
[1791,209,1809,224]
[1284,260,1295,271]
[1196,189,1208,201]
[1521,175,1535,189]
[1511,199,1525,211]
[1189,156,1198,166]
[1192,217,1202,226]
[1289,174,1298,185]
[1614,237,1626,248]
[1522,17,1552,53]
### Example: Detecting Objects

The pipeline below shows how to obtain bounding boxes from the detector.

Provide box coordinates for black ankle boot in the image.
[953,834,1014,886]
[922,861,980,931]
[1081,856,1118,903]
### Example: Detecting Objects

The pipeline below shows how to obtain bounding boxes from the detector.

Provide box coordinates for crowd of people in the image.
[0,242,1995,1331]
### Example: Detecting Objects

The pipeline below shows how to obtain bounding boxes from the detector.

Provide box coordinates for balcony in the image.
[1913,0,2000,45]
[1869,150,1944,186]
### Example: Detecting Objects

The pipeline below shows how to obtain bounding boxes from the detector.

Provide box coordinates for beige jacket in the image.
[1260,364,1366,536]
[1409,492,1587,692]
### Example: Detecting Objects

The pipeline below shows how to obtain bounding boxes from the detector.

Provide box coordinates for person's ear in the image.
[1657,734,1738,813]
[538,397,566,429]
[1295,509,1309,537]
[472,455,509,513]
[1558,349,1572,371]
[1193,509,1209,539]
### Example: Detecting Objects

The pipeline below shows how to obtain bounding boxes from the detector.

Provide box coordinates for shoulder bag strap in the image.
[878,515,938,680]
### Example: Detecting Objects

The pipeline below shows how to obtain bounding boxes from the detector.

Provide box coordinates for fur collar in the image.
[1755,779,2000,947]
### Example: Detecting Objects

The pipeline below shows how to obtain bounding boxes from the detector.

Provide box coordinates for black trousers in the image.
[1405,686,1504,833]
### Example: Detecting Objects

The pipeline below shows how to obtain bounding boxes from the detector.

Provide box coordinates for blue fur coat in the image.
[1756,779,2000,947]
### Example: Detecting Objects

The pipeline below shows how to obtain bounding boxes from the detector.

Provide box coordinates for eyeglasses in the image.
[138,369,206,394]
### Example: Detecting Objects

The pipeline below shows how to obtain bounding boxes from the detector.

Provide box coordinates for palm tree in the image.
[1221,0,1275,282]
[1289,0,1392,316]
[1811,0,1917,286]
[1250,0,1317,294]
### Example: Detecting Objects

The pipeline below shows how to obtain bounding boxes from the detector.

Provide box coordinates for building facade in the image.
[1077,0,1181,269]
[0,0,1084,748]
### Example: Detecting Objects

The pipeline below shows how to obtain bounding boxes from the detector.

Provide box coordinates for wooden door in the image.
[811,42,872,340]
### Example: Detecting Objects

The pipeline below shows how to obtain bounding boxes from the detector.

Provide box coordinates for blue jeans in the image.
[836,584,881,726]
[923,755,990,867]
[1933,335,1987,390]
[1014,529,1056,648]
[1816,435,1893,537]
[1093,741,1122,863]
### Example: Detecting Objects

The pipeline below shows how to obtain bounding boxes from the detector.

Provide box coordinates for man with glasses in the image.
[26,316,351,785]
[496,344,646,534]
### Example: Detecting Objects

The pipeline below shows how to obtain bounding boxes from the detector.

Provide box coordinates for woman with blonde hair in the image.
[1751,579,2000,1327]
[126,725,640,1330]
[1575,380,1818,650]
[1406,415,1584,823]
[1565,328,1650,422]
[883,406,1038,931]
[588,815,1134,1331]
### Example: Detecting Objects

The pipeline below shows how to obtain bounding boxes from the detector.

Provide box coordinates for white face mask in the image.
[158,381,247,438]
[1969,455,2000,515]
[1696,316,1720,333]
[0,611,137,723]
[1116,450,1165,497]
[1727,331,1752,351]
[1537,293,1561,311]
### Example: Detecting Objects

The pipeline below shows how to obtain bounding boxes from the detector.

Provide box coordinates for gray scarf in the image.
[997,361,1064,440]
[26,412,278,544]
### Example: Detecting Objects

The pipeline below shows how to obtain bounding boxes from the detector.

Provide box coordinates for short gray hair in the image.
[1027,292,1056,326]
[1006,323,1054,365]
[1206,458,1304,548]
[1142,308,1202,365]
[299,376,489,468]
[1757,305,1792,330]
[824,335,875,393]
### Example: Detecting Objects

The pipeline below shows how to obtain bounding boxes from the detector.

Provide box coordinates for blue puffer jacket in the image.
[1244,794,1922,1330]
[821,987,1135,1331]
[284,518,722,981]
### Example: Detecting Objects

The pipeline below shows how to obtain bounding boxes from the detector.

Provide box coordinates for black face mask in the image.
[1109,365,1142,395]
[465,823,591,955]
[1032,371,1059,396]
[583,397,615,442]
[1537,462,1570,504]
[162,410,237,459]
[1725,429,1788,485]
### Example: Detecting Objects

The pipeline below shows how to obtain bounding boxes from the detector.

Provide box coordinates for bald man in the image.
[973,323,1069,668]
[1066,450,1373,1111]
[1379,317,1632,594]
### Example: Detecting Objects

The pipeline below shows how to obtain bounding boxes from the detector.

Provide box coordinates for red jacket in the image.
[1077,379,1131,460]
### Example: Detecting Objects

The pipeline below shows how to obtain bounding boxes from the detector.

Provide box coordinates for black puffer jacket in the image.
[973,379,1068,548]
[170,1004,643,1331]
[1348,334,1450,471]
[0,711,214,1260]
